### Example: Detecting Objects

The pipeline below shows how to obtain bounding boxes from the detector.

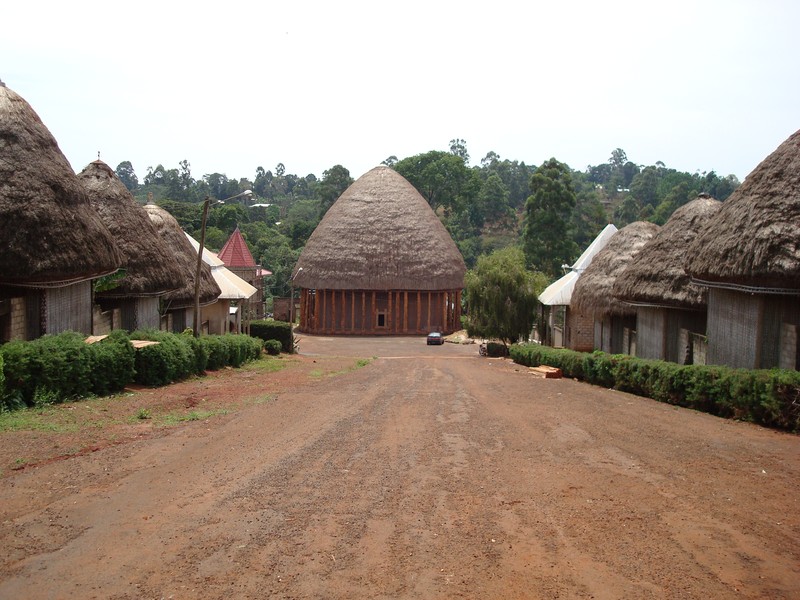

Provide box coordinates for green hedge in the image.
[250,320,294,353]
[0,331,135,409]
[0,330,265,410]
[510,344,800,432]
[264,339,282,356]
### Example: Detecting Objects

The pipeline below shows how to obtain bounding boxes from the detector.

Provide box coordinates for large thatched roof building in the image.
[571,221,659,354]
[0,82,122,340]
[686,129,800,369]
[293,166,466,335]
[143,203,221,333]
[613,196,722,363]
[78,160,185,331]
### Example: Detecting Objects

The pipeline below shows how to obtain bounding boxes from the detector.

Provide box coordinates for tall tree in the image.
[115,161,139,191]
[464,246,545,347]
[522,158,579,277]
[393,150,479,214]
[316,164,354,218]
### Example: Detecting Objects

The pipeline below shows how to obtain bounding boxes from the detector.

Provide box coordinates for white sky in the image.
[3,1,798,183]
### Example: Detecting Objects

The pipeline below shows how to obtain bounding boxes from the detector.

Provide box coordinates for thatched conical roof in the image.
[293,166,466,290]
[686,129,800,291]
[613,196,722,309]
[571,221,660,317]
[142,203,221,309]
[78,160,185,298]
[0,82,121,287]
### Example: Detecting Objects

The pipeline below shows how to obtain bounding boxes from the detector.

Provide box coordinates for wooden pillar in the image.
[341,289,346,332]
[321,289,327,334]
[455,290,462,330]
[415,290,422,333]
[426,291,431,331]
[350,291,356,334]
[403,291,408,333]
[386,290,394,333]
[442,291,448,332]
[371,291,376,333]
[362,291,366,334]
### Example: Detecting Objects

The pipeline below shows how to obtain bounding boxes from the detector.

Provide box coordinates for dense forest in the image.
[116,140,739,306]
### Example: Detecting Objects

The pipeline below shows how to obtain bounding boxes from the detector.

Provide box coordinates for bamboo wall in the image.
[636,307,706,364]
[298,288,462,335]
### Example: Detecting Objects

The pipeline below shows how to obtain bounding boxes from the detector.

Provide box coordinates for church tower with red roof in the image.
[218,227,267,319]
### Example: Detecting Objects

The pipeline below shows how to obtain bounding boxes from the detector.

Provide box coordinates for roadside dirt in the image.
[0,334,798,599]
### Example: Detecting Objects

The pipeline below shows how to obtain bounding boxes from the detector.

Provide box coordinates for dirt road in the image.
[1,335,798,599]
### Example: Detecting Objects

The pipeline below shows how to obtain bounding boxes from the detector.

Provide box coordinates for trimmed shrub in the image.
[250,320,293,353]
[130,329,198,387]
[88,330,136,397]
[511,343,800,432]
[264,339,282,355]
[486,342,509,357]
[0,352,3,402]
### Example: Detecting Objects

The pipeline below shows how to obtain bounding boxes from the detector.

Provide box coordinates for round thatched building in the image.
[571,221,659,354]
[78,160,186,330]
[612,196,721,363]
[143,203,221,333]
[686,129,800,369]
[0,82,121,340]
[293,166,466,335]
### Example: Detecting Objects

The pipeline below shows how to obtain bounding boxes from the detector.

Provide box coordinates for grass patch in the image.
[157,409,229,427]
[243,355,294,374]
[310,358,373,379]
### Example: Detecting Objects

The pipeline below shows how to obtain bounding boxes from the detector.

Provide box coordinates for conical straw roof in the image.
[0,82,121,287]
[614,196,722,308]
[571,221,659,317]
[686,129,800,291]
[294,166,466,290]
[142,203,221,308]
[78,160,185,297]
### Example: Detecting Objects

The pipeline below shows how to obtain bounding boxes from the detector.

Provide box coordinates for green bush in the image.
[130,329,198,387]
[88,330,136,397]
[486,342,509,357]
[264,339,282,355]
[202,335,230,371]
[510,343,800,432]
[250,320,294,353]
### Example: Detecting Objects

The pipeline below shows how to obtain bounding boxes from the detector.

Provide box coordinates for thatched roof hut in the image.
[0,82,121,288]
[142,203,220,309]
[686,129,800,291]
[78,160,184,297]
[571,222,659,317]
[293,166,466,335]
[294,165,465,291]
[614,196,722,309]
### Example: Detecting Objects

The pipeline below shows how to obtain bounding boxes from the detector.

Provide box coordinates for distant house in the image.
[539,224,617,351]
[185,233,258,334]
[293,166,466,335]
[0,82,122,341]
[571,222,659,354]
[686,130,800,370]
[78,160,185,333]
[217,227,268,320]
[613,195,721,364]
[142,203,221,333]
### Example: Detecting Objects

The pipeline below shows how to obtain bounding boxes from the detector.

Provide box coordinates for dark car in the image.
[426,332,444,345]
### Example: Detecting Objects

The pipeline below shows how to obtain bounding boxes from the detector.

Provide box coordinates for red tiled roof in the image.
[218,227,257,268]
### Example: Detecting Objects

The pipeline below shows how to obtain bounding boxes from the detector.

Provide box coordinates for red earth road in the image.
[0,334,798,599]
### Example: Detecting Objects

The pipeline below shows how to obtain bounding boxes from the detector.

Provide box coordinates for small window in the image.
[377,312,386,328]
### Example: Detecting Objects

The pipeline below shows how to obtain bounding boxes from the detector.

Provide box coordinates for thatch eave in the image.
[613,196,722,309]
[571,221,660,317]
[0,83,122,287]
[142,203,221,308]
[686,129,800,290]
[78,160,186,298]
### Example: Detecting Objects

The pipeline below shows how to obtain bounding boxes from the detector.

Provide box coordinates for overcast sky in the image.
[3,1,798,184]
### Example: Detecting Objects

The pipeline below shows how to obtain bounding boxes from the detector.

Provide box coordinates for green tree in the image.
[464,247,545,347]
[393,150,478,214]
[115,161,139,191]
[522,158,579,278]
[316,164,354,218]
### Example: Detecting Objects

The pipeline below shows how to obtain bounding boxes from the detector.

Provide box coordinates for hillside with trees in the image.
[115,141,739,307]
